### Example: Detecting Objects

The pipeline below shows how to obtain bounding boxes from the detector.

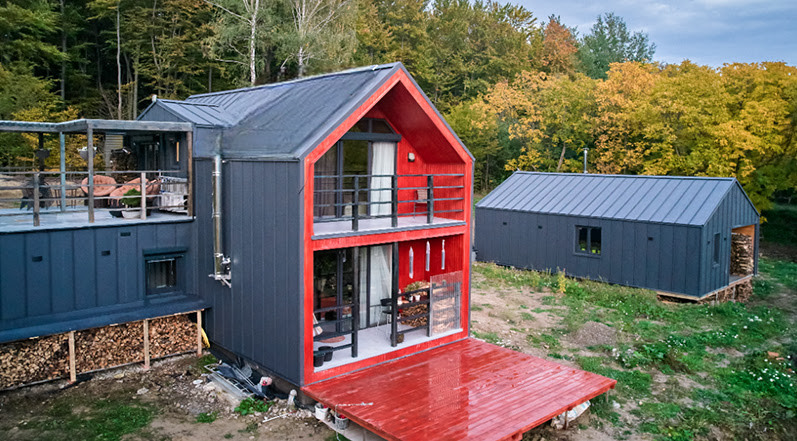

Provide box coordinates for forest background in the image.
[2,0,795,209]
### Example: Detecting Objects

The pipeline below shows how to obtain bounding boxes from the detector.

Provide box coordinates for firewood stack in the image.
[149,315,196,358]
[730,233,754,276]
[76,322,144,372]
[0,313,198,390]
[0,334,69,389]
[401,303,428,328]
[431,297,456,334]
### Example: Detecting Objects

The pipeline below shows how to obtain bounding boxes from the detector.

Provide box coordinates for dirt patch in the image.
[0,355,333,441]
[569,322,617,348]
[760,242,797,263]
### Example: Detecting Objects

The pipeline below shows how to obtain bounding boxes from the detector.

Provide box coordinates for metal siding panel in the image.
[633,225,648,287]
[645,224,660,289]
[50,231,76,313]
[620,222,635,286]
[609,221,623,283]
[686,228,702,296]
[658,226,674,293]
[73,230,96,309]
[25,233,52,317]
[670,227,687,294]
[116,228,138,304]
[95,228,118,307]
[0,235,26,321]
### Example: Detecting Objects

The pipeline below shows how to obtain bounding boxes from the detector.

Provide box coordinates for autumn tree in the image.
[539,16,578,77]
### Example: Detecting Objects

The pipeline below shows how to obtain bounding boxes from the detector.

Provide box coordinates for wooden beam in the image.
[143,319,150,370]
[87,124,94,223]
[196,310,203,356]
[68,331,76,383]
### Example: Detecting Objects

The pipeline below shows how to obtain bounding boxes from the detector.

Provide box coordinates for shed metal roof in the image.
[476,172,754,226]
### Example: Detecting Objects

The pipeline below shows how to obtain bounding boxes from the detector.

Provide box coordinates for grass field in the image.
[472,258,796,441]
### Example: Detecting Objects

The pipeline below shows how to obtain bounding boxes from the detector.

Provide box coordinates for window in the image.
[145,251,185,295]
[712,233,721,265]
[575,226,602,255]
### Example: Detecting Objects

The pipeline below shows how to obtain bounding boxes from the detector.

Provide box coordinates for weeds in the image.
[22,397,154,441]
[196,411,218,423]
[234,397,272,416]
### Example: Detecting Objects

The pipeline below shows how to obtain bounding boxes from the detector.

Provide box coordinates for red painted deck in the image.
[303,338,616,441]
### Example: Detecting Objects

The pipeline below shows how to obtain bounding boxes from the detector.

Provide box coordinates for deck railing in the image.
[0,169,190,227]
[313,173,466,231]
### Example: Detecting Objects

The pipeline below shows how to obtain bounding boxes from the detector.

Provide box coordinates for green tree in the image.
[578,12,655,79]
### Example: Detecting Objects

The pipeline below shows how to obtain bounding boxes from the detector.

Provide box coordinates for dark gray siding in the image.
[699,184,761,295]
[0,221,196,341]
[194,159,304,385]
[475,207,703,296]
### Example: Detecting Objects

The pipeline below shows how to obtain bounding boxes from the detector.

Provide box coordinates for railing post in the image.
[391,242,399,347]
[140,172,147,219]
[59,132,67,212]
[426,285,432,337]
[352,176,359,231]
[352,246,359,358]
[391,175,398,228]
[33,172,40,227]
[87,125,94,223]
[427,175,434,224]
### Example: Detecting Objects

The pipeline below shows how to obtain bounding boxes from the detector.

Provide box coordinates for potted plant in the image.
[120,188,142,218]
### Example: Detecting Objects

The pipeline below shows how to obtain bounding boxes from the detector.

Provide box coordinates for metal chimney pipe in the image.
[211,154,231,287]
[583,148,589,174]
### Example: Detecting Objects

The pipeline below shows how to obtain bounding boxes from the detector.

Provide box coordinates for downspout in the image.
[211,154,232,287]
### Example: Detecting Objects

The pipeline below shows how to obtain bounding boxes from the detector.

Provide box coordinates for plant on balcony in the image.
[120,189,142,218]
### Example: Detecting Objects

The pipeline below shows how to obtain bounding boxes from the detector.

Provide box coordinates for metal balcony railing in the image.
[313,173,465,232]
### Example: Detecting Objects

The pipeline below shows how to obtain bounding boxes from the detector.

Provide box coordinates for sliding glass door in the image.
[358,244,393,329]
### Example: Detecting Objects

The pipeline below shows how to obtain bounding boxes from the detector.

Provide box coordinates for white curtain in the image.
[370,142,395,217]
[359,244,392,327]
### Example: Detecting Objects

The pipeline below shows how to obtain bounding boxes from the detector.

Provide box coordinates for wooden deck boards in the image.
[303,338,616,441]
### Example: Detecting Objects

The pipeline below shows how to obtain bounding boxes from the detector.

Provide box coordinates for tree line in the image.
[2,0,794,208]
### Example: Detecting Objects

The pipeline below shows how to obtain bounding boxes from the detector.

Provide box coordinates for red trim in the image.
[302,68,474,385]
[312,224,467,251]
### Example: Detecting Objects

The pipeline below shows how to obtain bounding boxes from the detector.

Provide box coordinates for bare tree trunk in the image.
[557,143,566,172]
[249,0,259,86]
[132,54,139,119]
[297,46,306,78]
[116,3,122,120]
[60,0,66,101]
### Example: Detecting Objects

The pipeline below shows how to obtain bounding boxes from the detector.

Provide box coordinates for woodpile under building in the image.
[0,313,200,390]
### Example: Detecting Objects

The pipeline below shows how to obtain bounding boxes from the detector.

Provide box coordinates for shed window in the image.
[145,251,184,295]
[575,226,601,255]
[712,233,721,265]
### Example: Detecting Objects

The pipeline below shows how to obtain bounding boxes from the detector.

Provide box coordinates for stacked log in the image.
[401,304,428,328]
[735,279,753,302]
[0,334,69,389]
[75,322,143,372]
[149,315,196,358]
[0,312,198,390]
[730,233,754,276]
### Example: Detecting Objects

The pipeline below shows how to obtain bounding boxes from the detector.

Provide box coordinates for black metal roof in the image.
[476,172,758,226]
[139,63,404,158]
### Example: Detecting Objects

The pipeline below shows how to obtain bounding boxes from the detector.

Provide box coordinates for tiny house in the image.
[476,172,760,299]
[2,65,616,440]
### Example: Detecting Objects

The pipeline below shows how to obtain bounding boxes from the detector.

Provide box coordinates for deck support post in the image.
[427,175,434,224]
[564,408,569,429]
[143,319,150,370]
[59,132,66,211]
[87,124,94,223]
[196,310,203,356]
[140,171,147,219]
[33,172,40,226]
[68,331,76,383]
[391,242,399,347]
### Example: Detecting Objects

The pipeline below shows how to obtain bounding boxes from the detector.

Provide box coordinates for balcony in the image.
[0,118,193,232]
[313,173,466,237]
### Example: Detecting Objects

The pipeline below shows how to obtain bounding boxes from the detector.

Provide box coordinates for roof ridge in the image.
[186,63,401,100]
[158,99,220,108]
[514,171,736,181]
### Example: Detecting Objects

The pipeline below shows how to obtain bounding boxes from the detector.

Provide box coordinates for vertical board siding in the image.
[194,159,303,385]
[0,222,193,333]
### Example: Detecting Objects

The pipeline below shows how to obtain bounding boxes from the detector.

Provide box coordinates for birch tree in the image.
[205,0,270,85]
[287,0,355,78]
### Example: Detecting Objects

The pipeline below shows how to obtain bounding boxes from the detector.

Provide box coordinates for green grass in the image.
[234,397,272,416]
[473,260,797,439]
[472,330,501,344]
[21,397,154,441]
[196,411,218,423]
